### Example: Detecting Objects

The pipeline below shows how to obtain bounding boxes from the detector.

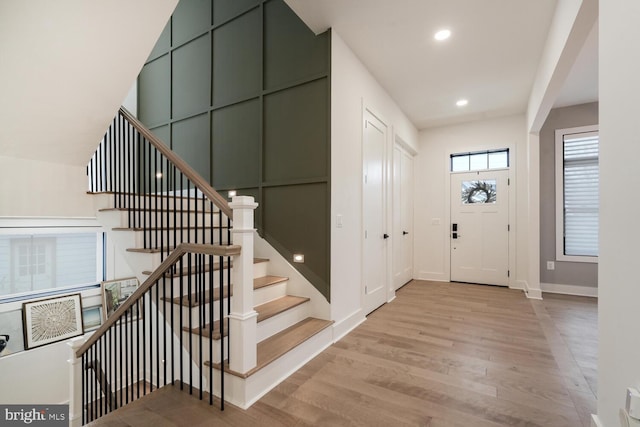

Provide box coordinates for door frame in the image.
[361,105,393,313]
[443,150,517,288]
[392,135,416,290]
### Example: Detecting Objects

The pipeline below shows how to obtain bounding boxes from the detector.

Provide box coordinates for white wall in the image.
[0,221,135,405]
[415,115,527,288]
[0,156,95,217]
[330,30,418,339]
[598,1,640,426]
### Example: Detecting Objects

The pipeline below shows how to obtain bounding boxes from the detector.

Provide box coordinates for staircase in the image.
[69,108,333,426]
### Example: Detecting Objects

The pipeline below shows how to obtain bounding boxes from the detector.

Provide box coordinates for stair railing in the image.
[72,243,240,425]
[87,107,233,261]
[68,108,260,426]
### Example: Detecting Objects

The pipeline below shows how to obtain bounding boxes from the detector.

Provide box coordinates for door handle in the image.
[383,233,389,239]
[403,231,409,235]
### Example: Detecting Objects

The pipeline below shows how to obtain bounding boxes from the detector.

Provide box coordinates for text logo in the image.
[0,405,67,426]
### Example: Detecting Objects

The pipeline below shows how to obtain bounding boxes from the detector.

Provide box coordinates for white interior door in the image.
[393,144,413,289]
[363,111,388,314]
[450,170,509,286]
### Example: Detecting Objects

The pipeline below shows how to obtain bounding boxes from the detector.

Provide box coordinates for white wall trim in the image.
[417,271,449,282]
[332,309,365,342]
[520,280,543,299]
[541,282,597,298]
[590,414,604,427]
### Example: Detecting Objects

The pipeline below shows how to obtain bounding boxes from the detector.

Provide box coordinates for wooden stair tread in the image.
[255,295,309,322]
[254,275,288,289]
[169,275,288,308]
[186,291,302,337]
[89,191,218,202]
[205,318,333,378]
[165,286,231,307]
[127,246,245,256]
[184,318,229,339]
[99,207,219,214]
[113,226,224,231]
[141,257,268,275]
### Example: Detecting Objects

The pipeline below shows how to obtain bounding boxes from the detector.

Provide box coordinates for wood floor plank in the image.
[89,280,597,427]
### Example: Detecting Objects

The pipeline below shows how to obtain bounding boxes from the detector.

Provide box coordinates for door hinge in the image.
[508,178,510,185]
[508,224,510,232]
[365,285,368,293]
[507,270,510,277]
[364,174,368,183]
[365,230,368,239]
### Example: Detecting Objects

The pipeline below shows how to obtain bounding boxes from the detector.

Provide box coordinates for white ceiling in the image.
[0,0,177,166]
[285,0,598,129]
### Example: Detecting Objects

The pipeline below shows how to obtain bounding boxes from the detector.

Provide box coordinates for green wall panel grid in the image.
[212,99,260,189]
[148,24,171,61]
[213,0,260,28]
[263,78,328,183]
[172,114,211,181]
[263,183,329,297]
[172,34,211,119]
[264,0,329,90]
[138,0,331,301]
[212,8,261,107]
[139,55,170,127]
[172,0,212,46]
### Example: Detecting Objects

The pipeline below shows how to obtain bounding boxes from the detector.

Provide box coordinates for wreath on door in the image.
[462,181,496,204]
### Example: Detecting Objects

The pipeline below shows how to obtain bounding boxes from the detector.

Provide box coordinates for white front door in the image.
[393,144,413,289]
[363,111,388,314]
[450,170,509,286]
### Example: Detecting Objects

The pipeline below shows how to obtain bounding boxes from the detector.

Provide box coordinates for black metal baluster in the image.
[188,252,193,394]
[148,290,153,393]
[209,248,214,405]
[142,292,147,396]
[155,278,160,389]
[136,299,141,400]
[179,253,184,389]
[198,253,203,400]
[143,139,148,248]
[163,276,167,386]
[220,252,225,411]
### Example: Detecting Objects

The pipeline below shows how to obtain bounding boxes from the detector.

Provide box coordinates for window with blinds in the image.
[555,125,599,262]
[0,227,105,301]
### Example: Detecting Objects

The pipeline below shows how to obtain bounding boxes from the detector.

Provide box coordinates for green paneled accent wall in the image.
[138,0,331,300]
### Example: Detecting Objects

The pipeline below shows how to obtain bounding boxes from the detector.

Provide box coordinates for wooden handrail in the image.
[76,243,241,357]
[118,107,233,219]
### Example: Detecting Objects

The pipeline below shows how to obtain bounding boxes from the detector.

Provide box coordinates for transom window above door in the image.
[450,149,509,172]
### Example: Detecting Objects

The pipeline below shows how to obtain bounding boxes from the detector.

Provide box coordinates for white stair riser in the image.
[117,228,226,248]
[253,282,288,306]
[256,302,309,343]
[180,330,227,365]
[101,209,223,229]
[173,300,230,327]
[146,266,269,296]
[106,194,222,212]
[253,262,268,279]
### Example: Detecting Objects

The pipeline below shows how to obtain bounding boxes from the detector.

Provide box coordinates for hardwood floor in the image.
[89,280,597,426]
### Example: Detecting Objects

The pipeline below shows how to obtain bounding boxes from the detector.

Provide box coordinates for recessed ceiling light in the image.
[434,29,451,41]
[456,99,468,107]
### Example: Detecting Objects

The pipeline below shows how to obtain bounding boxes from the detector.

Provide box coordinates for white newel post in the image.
[228,196,258,374]
[68,336,86,427]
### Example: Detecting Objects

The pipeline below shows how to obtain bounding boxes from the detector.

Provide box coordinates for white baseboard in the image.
[332,309,365,342]
[416,271,449,282]
[541,282,597,298]
[519,280,543,300]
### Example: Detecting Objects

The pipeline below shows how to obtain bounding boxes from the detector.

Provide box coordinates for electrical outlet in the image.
[547,261,555,270]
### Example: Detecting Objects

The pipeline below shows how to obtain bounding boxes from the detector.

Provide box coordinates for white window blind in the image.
[557,128,599,260]
[0,230,104,300]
